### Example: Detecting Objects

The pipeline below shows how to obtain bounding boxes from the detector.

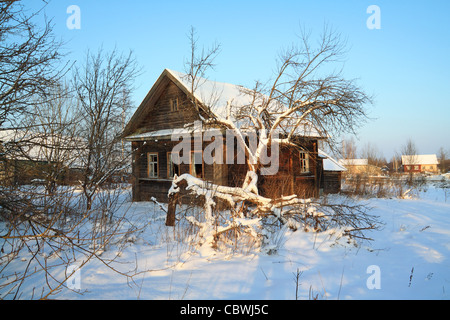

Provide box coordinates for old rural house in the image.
[402,154,439,174]
[0,130,83,185]
[122,69,343,202]
[338,158,381,176]
[319,150,346,194]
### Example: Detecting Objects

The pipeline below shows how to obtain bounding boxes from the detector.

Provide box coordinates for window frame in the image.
[190,150,204,178]
[147,152,159,178]
[167,151,180,178]
[170,97,179,112]
[299,151,310,174]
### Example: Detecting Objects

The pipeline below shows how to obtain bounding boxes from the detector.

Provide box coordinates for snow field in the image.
[1,181,449,300]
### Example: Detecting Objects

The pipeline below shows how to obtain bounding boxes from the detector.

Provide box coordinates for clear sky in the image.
[26,0,450,160]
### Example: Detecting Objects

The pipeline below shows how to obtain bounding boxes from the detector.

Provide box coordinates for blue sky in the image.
[27,0,450,160]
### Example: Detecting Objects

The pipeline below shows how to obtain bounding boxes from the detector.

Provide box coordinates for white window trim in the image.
[299,151,310,174]
[148,152,159,178]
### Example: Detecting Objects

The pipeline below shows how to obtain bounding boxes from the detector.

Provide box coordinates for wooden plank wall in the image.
[128,76,326,202]
[137,80,200,133]
[132,139,229,202]
[323,171,342,194]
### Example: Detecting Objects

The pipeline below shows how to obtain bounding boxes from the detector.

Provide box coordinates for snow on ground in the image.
[1,178,450,300]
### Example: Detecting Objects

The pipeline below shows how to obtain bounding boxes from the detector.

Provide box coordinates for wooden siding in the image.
[126,78,203,136]
[126,72,329,202]
[322,171,342,194]
[0,158,84,186]
[132,138,322,202]
[259,143,319,199]
[131,139,229,202]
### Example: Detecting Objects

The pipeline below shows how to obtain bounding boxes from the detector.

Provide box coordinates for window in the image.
[299,151,310,173]
[148,153,158,178]
[167,152,180,178]
[190,151,203,178]
[170,98,179,112]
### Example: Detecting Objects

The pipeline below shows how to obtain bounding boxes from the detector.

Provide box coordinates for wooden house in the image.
[122,69,337,203]
[0,130,84,186]
[401,154,439,174]
[319,149,347,194]
[339,158,381,176]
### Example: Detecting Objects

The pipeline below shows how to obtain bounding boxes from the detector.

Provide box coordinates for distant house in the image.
[319,150,346,194]
[338,158,381,176]
[401,154,439,174]
[122,69,342,202]
[0,130,83,185]
[339,159,368,175]
[0,130,49,184]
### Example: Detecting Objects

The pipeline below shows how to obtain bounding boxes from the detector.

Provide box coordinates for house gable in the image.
[123,70,204,138]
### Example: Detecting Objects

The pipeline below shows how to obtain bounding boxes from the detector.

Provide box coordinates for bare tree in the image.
[0,77,144,299]
[0,1,67,131]
[391,152,402,173]
[437,147,448,174]
[0,80,150,300]
[361,142,385,168]
[15,82,80,194]
[0,5,145,299]
[169,26,377,250]
[341,137,358,160]
[401,138,418,158]
[401,138,419,185]
[0,0,69,214]
[73,48,139,210]
[184,26,221,101]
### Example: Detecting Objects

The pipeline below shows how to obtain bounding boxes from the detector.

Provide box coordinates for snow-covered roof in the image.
[167,69,253,121]
[125,128,194,141]
[167,69,326,139]
[0,129,85,167]
[124,69,326,140]
[339,159,368,166]
[0,130,48,161]
[401,154,438,165]
[319,149,347,171]
[0,129,15,143]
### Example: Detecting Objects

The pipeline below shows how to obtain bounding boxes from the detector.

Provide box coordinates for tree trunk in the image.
[166,192,178,227]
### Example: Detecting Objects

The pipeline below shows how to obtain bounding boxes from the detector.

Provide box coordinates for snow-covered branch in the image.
[165,25,374,252]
